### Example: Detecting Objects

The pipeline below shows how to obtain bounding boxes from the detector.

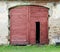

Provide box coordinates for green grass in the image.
[0,45,60,52]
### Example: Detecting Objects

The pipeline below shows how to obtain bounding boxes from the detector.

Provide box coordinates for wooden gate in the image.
[10,5,49,45]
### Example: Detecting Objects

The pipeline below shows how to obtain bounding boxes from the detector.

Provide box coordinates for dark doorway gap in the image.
[36,22,40,44]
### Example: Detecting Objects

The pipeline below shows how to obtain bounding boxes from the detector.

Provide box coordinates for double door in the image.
[10,5,48,45]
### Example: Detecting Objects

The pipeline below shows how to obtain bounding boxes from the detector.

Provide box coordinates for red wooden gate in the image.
[10,5,49,45]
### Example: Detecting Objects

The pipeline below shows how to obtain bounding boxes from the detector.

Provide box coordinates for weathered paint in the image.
[10,6,28,45]
[10,5,49,45]
[29,6,49,44]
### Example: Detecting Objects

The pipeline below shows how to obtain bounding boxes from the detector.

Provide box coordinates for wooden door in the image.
[29,6,49,44]
[10,5,49,45]
[10,6,28,45]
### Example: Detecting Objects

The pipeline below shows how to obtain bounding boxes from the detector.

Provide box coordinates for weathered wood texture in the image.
[10,5,49,45]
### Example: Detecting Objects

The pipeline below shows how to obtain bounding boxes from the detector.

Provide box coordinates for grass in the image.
[0,45,60,52]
